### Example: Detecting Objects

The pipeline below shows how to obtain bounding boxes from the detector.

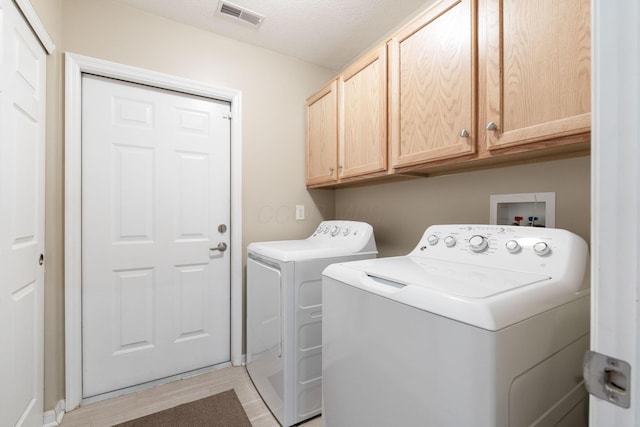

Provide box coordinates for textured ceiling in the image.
[110,0,431,71]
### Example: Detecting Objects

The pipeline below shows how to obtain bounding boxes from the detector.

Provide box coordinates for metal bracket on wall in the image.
[584,350,631,409]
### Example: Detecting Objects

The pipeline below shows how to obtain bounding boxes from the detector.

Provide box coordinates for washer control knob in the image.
[444,236,456,247]
[469,235,489,252]
[427,234,439,246]
[505,240,521,253]
[533,241,551,256]
[330,225,340,236]
[342,227,351,236]
[322,225,329,233]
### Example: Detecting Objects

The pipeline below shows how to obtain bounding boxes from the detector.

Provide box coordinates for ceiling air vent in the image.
[218,1,265,27]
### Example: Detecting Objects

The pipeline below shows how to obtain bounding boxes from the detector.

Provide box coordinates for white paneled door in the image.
[81,75,231,398]
[0,0,46,425]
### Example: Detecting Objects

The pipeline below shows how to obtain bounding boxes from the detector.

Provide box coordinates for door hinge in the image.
[222,112,232,120]
[583,350,631,408]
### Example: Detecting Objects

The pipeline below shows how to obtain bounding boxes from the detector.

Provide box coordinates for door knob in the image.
[210,242,227,253]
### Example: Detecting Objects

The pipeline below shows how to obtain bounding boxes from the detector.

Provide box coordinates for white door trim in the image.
[13,0,55,54]
[590,0,639,424]
[64,52,243,411]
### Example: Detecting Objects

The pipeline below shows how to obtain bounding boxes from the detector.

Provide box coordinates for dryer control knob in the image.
[444,236,456,247]
[533,241,551,256]
[505,240,521,253]
[469,235,488,252]
[343,227,351,236]
[427,234,439,246]
[330,225,340,236]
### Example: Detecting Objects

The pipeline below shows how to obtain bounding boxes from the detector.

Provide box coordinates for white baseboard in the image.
[43,399,65,427]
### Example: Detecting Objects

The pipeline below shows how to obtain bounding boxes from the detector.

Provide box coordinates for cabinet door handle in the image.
[460,129,470,138]
[486,122,498,131]
[329,167,335,172]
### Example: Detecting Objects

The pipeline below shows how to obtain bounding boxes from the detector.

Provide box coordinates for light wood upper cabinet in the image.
[306,0,590,187]
[390,0,476,168]
[338,45,387,179]
[306,80,338,186]
[484,0,591,149]
[306,46,388,187]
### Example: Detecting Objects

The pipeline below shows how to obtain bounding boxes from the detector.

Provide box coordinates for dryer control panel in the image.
[312,221,369,239]
[307,220,375,246]
[310,221,377,256]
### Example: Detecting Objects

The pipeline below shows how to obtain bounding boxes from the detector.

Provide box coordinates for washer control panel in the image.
[410,224,588,276]
[417,225,559,257]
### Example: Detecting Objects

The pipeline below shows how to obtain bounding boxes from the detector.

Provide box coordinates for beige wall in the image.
[34,0,335,411]
[335,156,591,257]
[28,0,65,410]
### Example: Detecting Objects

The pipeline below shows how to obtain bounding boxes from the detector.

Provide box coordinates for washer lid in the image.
[353,256,550,298]
[323,256,588,331]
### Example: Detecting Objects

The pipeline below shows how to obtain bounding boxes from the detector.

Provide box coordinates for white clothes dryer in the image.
[322,224,590,427]
[246,220,376,426]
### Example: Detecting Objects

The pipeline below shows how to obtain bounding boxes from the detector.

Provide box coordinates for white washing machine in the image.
[246,220,377,426]
[322,224,590,427]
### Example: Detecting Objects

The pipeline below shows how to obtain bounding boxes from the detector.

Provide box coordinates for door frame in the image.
[590,0,639,424]
[13,0,55,54]
[64,53,243,411]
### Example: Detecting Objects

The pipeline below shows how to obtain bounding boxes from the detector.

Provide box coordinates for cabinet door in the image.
[484,0,590,149]
[338,45,387,179]
[390,0,476,168]
[306,80,338,186]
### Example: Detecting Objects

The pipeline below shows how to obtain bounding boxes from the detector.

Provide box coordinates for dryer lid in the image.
[248,239,368,261]
[248,239,378,261]
[247,221,377,261]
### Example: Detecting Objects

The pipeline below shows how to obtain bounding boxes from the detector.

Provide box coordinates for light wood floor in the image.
[60,366,323,427]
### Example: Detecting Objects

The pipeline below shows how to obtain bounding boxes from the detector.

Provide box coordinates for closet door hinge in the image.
[222,112,232,120]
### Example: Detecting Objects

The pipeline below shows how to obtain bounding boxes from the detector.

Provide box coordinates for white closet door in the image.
[0,0,46,425]
[81,75,231,397]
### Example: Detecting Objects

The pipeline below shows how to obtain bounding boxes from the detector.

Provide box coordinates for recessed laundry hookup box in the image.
[490,192,555,227]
